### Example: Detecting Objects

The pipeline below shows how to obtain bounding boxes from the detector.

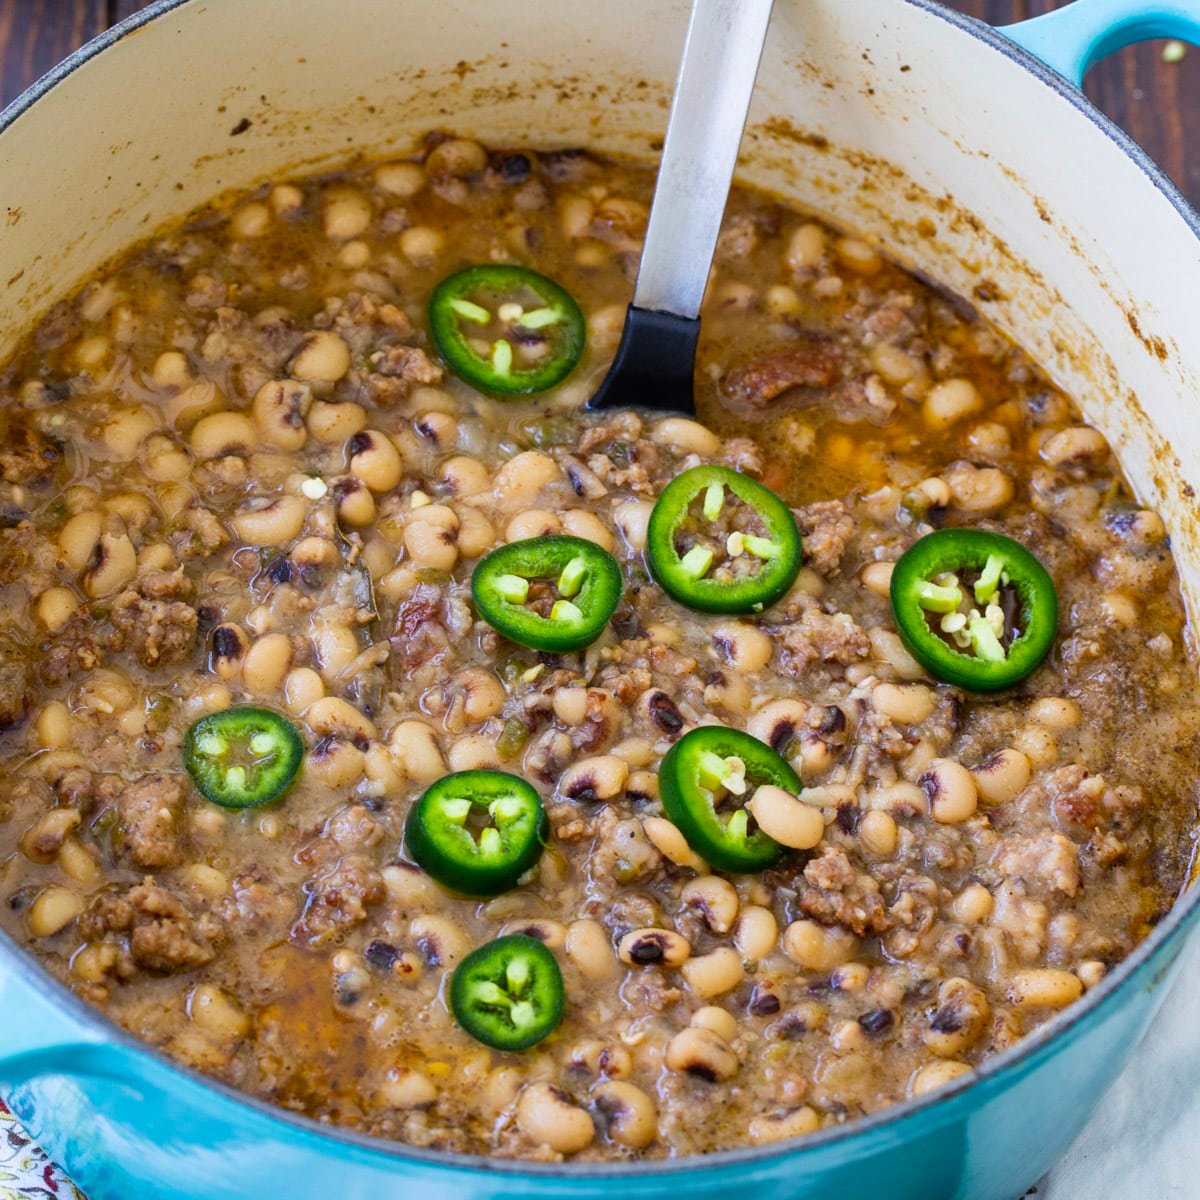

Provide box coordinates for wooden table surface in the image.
[0,0,1196,207]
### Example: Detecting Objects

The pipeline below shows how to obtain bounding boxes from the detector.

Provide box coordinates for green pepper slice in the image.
[659,726,800,873]
[429,264,585,396]
[889,528,1058,692]
[472,535,622,652]
[450,934,565,1051]
[646,466,803,614]
[183,706,304,809]
[405,770,548,897]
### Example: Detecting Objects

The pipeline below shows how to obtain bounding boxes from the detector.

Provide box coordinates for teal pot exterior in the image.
[3,1,1200,1197]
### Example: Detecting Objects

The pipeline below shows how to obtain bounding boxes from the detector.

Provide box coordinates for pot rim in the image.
[1,0,1197,1179]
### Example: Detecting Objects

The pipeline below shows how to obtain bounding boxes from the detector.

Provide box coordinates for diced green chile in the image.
[659,726,801,873]
[472,535,622,652]
[183,706,304,809]
[429,265,585,396]
[889,528,1058,691]
[646,466,803,614]
[405,770,548,897]
[450,934,565,1051]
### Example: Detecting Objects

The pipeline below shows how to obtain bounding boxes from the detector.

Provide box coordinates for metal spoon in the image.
[588,0,775,416]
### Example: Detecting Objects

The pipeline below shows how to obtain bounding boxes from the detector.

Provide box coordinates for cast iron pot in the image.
[1,1,1199,1197]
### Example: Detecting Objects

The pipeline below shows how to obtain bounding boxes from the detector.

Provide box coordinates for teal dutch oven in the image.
[2,1,1200,1197]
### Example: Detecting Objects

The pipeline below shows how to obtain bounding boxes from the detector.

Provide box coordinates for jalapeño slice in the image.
[659,726,801,874]
[429,264,585,396]
[472,535,622,653]
[405,770,548,897]
[183,706,303,809]
[450,934,565,1051]
[646,465,803,614]
[889,528,1058,692]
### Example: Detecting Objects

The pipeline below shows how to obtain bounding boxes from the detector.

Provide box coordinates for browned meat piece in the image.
[793,500,855,577]
[114,773,187,869]
[0,523,58,588]
[110,583,198,669]
[715,213,759,262]
[720,437,763,475]
[775,609,871,676]
[180,506,229,555]
[365,345,444,406]
[0,422,60,486]
[291,854,384,947]
[0,661,33,730]
[798,847,891,937]
[992,831,1081,897]
[721,343,841,407]
[390,585,451,682]
[80,878,222,975]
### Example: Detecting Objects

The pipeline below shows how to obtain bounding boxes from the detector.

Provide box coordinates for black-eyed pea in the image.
[182,863,230,902]
[1078,961,1107,990]
[970,747,1032,805]
[34,587,79,634]
[588,303,625,344]
[378,1067,437,1110]
[184,682,233,721]
[209,623,250,682]
[101,407,158,461]
[231,202,270,239]
[921,759,978,824]
[764,284,802,318]
[1012,723,1058,768]
[72,943,117,984]
[562,509,615,552]
[306,737,366,788]
[306,696,378,743]
[151,349,192,388]
[58,510,102,573]
[783,919,858,971]
[681,875,739,934]
[331,477,377,527]
[733,905,778,961]
[381,863,442,912]
[73,333,111,372]
[923,379,983,429]
[451,507,494,560]
[649,416,720,456]
[440,455,490,499]
[338,240,371,269]
[713,621,773,673]
[506,509,562,541]
[388,720,446,782]
[412,410,458,450]
[832,962,870,992]
[625,769,659,804]
[410,914,470,967]
[858,809,899,857]
[404,505,459,571]
[283,667,325,714]
[593,1080,657,1149]
[860,560,895,598]
[682,947,744,999]
[189,984,251,1039]
[322,188,372,240]
[233,496,307,547]
[251,379,311,452]
[664,1026,738,1081]
[19,808,81,863]
[690,1006,738,1042]
[1009,968,1083,1009]
[57,839,100,887]
[375,161,426,196]
[269,183,303,214]
[140,434,192,483]
[34,701,72,750]
[292,331,351,386]
[558,193,594,239]
[559,755,628,803]
[399,226,445,265]
[1101,590,1139,628]
[613,499,654,552]
[785,223,825,271]
[746,785,824,850]
[618,928,691,968]
[943,462,1014,513]
[925,978,991,1056]
[872,682,936,724]
[307,400,367,444]
[834,236,882,275]
[747,698,808,753]
[900,740,938,783]
[241,634,292,695]
[84,524,137,598]
[26,886,84,938]
[1029,697,1081,731]
[951,883,994,924]
[458,668,506,723]
[1040,425,1109,469]
[909,1060,973,1098]
[748,1105,820,1144]
[549,688,588,728]
[869,628,927,681]
[189,411,257,459]
[500,919,567,951]
[642,817,706,872]
[516,1083,594,1155]
[493,451,562,512]
[447,734,501,773]
[425,137,487,177]
[565,918,619,981]
[137,543,175,573]
[348,429,403,493]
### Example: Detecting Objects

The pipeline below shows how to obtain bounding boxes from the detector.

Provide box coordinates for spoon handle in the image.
[632,0,775,320]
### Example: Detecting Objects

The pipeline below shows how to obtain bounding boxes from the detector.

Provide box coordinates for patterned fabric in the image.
[0,1103,84,1200]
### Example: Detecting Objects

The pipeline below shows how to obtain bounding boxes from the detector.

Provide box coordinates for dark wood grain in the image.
[0,0,1197,206]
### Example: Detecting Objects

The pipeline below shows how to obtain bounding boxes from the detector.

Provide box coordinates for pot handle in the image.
[1000,0,1200,86]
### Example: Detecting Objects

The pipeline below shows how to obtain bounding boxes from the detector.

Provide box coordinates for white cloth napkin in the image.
[1040,934,1200,1198]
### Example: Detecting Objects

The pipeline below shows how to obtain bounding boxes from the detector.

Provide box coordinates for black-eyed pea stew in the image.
[0,135,1195,1161]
